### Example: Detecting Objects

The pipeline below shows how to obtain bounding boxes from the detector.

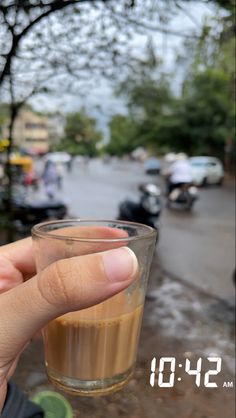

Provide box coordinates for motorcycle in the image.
[118,183,162,231]
[167,183,198,211]
[0,187,68,236]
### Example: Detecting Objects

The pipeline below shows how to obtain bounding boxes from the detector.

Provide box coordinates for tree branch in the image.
[105,4,200,39]
[0,0,110,86]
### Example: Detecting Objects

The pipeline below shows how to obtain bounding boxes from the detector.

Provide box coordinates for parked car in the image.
[190,157,224,186]
[144,157,161,175]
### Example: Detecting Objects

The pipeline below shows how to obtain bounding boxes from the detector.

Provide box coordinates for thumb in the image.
[0,247,138,363]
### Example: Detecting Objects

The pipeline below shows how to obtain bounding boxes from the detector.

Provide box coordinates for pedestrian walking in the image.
[56,162,65,190]
[42,160,58,199]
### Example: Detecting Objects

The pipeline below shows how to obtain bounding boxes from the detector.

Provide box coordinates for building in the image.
[47,113,65,145]
[3,108,49,154]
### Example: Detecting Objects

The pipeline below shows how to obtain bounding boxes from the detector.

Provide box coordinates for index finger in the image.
[0,237,35,280]
[32,225,129,270]
[1,226,128,279]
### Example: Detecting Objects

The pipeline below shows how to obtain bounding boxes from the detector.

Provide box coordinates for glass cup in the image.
[32,219,156,396]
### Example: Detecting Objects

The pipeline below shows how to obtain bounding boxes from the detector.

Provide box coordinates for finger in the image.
[0,238,35,280]
[50,225,128,240]
[0,254,23,294]
[0,247,138,365]
[0,381,7,412]
[0,227,128,293]
[33,226,129,268]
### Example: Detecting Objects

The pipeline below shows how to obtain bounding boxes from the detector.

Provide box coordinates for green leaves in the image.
[106,114,139,156]
[55,109,102,157]
[108,64,234,158]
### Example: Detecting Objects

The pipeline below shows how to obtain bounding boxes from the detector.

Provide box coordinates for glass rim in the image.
[32,218,157,243]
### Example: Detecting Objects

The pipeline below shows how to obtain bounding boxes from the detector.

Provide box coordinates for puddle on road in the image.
[145,276,235,373]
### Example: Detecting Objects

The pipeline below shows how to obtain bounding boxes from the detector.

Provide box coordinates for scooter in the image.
[167,183,198,211]
[118,183,162,230]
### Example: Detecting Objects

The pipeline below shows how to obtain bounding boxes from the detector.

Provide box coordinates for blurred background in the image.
[0,1,235,417]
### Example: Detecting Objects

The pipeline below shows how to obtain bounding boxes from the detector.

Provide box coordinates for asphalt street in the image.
[59,158,235,301]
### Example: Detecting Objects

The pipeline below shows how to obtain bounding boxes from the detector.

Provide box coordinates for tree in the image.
[0,0,205,153]
[168,69,234,156]
[176,0,235,163]
[107,114,139,156]
[56,110,102,157]
[107,2,235,159]
[0,103,9,135]
[0,1,213,228]
[117,67,234,158]
[0,0,202,91]
[1,1,222,158]
[1,0,233,240]
[108,43,175,155]
[0,0,154,233]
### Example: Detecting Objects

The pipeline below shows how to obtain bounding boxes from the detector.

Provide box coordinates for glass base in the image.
[46,366,134,397]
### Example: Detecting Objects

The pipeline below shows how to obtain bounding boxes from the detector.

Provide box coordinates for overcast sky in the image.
[30,1,215,139]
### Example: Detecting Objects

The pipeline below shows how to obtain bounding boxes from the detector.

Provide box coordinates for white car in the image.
[190,157,224,186]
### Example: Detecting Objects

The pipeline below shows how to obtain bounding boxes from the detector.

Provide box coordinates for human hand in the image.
[0,236,138,411]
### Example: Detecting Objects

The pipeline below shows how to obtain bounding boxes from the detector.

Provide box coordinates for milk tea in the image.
[43,291,143,385]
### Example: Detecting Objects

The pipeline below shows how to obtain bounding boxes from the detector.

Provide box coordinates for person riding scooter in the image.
[164,153,198,210]
[167,153,193,195]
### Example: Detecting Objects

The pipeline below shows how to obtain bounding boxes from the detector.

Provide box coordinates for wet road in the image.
[60,158,235,301]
